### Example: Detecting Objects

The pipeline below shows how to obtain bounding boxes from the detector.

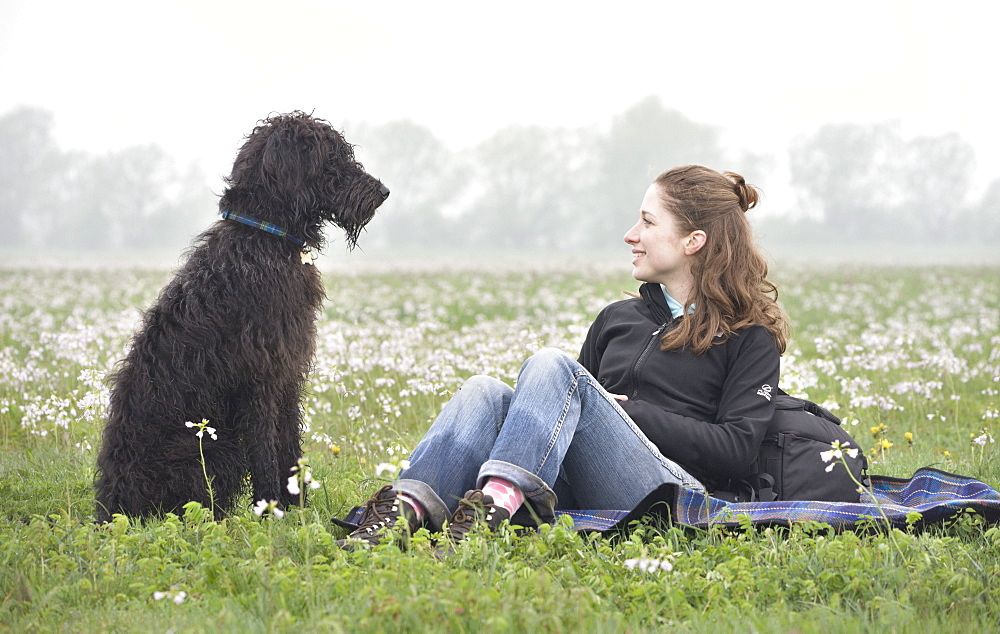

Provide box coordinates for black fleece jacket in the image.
[577,283,780,491]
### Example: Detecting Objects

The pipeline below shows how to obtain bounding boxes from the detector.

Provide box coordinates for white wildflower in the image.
[821,440,858,472]
[971,428,994,446]
[624,558,673,573]
[153,589,187,604]
[253,499,284,518]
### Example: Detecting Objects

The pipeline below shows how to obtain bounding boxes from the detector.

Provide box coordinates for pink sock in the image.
[481,477,524,516]
[396,492,425,523]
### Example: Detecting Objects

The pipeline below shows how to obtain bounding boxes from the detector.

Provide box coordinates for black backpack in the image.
[716,392,870,503]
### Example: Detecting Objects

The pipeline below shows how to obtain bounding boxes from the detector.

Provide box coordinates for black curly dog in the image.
[95,111,388,522]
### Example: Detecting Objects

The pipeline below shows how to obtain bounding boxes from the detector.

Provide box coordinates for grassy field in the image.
[1,258,998,632]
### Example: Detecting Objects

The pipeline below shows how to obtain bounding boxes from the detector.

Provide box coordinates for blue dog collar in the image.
[220,210,305,248]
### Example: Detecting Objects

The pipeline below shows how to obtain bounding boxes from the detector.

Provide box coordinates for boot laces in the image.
[351,485,402,538]
[446,490,495,541]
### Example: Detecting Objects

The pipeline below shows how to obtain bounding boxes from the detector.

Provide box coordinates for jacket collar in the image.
[638,282,675,325]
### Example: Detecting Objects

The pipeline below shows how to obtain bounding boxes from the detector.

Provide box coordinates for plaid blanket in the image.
[338,468,1000,533]
[651,467,1000,532]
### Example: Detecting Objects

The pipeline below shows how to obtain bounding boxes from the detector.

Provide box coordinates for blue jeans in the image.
[395,348,704,530]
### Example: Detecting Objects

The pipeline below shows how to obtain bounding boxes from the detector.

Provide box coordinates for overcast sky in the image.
[2,0,997,216]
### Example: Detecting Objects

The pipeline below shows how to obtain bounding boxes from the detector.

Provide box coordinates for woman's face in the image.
[624,184,698,287]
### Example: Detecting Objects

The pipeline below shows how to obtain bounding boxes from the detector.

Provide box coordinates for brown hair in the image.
[653,165,789,354]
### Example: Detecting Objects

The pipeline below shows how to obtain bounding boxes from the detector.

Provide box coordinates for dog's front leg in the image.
[243,383,304,510]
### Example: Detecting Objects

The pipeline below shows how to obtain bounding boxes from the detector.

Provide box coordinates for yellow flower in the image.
[878,439,893,451]
[904,432,914,445]
[330,444,341,456]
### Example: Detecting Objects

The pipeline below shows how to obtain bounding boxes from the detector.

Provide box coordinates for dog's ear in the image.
[260,125,329,195]
[261,127,302,191]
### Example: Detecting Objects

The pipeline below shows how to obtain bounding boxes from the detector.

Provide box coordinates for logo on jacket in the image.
[756,384,773,401]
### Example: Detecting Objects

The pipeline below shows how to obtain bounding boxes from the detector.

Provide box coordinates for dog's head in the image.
[219,111,388,249]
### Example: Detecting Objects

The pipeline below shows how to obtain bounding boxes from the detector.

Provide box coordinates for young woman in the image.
[338,165,789,552]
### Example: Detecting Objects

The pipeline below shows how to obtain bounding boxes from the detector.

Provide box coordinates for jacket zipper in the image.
[630,323,667,399]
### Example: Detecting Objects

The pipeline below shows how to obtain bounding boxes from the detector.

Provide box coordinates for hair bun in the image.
[724,171,759,212]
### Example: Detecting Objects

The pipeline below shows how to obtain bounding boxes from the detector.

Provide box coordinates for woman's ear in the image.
[684,230,706,255]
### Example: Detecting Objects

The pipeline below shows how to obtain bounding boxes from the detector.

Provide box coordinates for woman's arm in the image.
[620,326,780,484]
[577,305,610,378]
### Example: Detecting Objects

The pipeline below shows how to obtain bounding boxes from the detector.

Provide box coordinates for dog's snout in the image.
[378,183,390,200]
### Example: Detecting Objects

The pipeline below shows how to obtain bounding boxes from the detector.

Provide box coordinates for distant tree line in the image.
[345,97,751,252]
[0,107,211,250]
[786,122,996,245]
[2,101,997,252]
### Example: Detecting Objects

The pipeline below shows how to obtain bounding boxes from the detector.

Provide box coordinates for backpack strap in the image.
[712,479,758,503]
[754,472,777,502]
[713,468,778,503]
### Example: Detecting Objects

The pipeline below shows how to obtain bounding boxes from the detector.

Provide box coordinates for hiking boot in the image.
[435,489,511,557]
[336,485,420,551]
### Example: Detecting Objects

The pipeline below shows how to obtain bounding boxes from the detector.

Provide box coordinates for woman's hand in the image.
[610,393,628,401]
